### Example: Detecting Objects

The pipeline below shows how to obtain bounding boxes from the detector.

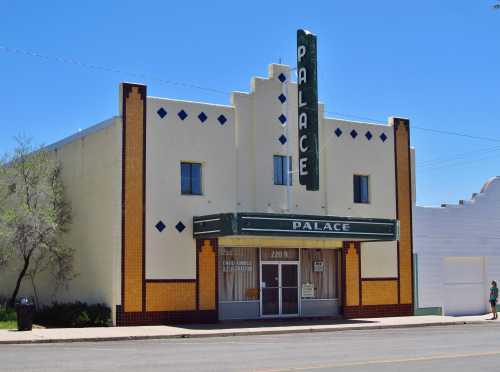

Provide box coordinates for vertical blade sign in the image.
[297,29,319,191]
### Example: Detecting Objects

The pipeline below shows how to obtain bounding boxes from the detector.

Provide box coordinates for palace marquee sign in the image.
[297,29,319,191]
[193,213,398,241]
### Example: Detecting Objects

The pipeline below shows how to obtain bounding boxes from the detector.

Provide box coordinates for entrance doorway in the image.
[260,262,299,317]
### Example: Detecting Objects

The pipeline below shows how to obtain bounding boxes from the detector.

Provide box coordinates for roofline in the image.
[147,96,233,109]
[43,116,119,152]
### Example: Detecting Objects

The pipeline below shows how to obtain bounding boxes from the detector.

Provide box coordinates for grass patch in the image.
[0,303,17,329]
[0,320,17,330]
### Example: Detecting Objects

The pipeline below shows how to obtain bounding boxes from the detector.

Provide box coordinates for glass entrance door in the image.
[281,264,299,315]
[261,264,279,316]
[261,263,299,317]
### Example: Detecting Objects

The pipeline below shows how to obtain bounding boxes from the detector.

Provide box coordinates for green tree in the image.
[0,138,74,308]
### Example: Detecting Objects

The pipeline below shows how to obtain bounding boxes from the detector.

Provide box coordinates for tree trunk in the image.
[8,257,30,308]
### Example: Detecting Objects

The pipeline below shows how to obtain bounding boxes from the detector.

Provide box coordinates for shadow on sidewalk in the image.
[174,317,378,331]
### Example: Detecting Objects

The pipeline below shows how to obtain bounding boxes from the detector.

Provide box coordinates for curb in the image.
[0,320,489,345]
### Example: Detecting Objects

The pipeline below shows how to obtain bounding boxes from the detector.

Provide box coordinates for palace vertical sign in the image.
[297,29,319,191]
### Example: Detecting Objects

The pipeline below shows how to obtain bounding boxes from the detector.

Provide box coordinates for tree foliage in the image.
[0,137,74,307]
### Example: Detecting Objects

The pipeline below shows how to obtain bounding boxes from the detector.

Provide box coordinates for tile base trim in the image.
[343,304,413,318]
[116,306,217,326]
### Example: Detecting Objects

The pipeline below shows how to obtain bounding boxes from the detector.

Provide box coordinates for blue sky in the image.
[1,0,499,206]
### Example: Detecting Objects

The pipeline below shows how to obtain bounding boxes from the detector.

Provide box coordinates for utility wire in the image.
[417,145,500,168]
[419,151,500,172]
[3,44,500,145]
[0,45,229,96]
[418,145,500,166]
[411,126,500,143]
[328,110,500,144]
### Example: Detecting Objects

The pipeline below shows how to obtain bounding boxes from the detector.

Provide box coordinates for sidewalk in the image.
[0,315,493,344]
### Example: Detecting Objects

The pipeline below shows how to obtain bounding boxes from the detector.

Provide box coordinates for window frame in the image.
[180,161,203,196]
[353,174,370,204]
[273,155,292,186]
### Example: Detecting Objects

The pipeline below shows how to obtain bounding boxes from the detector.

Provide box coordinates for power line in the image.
[327,110,500,143]
[419,151,500,172]
[0,45,229,96]
[418,145,499,165]
[417,145,500,168]
[412,126,500,143]
[3,44,500,145]
[325,111,387,125]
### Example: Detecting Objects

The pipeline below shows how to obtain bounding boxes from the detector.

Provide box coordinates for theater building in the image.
[0,63,415,326]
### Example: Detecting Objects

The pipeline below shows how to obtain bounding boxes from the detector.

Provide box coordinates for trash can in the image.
[16,297,35,331]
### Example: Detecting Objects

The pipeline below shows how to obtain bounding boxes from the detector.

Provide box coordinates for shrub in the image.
[0,304,16,322]
[34,302,111,328]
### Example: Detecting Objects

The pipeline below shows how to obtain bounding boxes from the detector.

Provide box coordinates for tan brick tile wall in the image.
[362,280,398,305]
[345,243,360,306]
[123,85,145,312]
[198,240,216,310]
[145,282,196,312]
[395,119,413,305]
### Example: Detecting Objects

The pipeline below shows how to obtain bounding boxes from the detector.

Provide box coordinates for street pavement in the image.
[1,323,500,371]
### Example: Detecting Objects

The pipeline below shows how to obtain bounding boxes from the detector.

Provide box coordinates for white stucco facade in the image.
[143,64,400,282]
[414,177,500,315]
[0,63,412,324]
[0,118,122,322]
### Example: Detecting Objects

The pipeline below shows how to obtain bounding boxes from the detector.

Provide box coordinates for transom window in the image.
[181,162,202,195]
[273,155,292,186]
[353,175,369,204]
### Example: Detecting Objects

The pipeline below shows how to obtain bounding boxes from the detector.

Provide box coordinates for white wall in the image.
[0,118,122,320]
[414,177,500,313]
[146,98,236,279]
[144,63,400,280]
[361,241,398,278]
[0,63,403,305]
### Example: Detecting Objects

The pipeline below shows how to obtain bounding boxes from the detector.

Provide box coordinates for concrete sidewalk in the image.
[0,315,493,344]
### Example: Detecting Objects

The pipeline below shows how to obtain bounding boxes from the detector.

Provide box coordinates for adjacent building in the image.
[0,64,415,325]
[414,177,500,316]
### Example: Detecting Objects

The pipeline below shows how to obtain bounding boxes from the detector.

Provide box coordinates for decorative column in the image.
[392,117,414,315]
[121,83,147,314]
[342,241,361,316]
[197,239,218,320]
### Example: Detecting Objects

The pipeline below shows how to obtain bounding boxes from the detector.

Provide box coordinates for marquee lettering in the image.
[297,29,319,191]
[292,220,352,232]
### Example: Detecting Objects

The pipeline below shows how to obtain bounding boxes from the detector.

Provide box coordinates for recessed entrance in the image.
[260,262,299,317]
[217,245,342,320]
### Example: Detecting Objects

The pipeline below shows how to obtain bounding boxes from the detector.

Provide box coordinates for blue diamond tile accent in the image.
[278,94,287,103]
[178,110,188,120]
[198,112,207,123]
[335,128,342,137]
[365,131,373,140]
[175,221,186,233]
[155,221,166,232]
[350,129,358,139]
[380,133,388,142]
[278,114,287,125]
[217,114,227,125]
[157,107,167,119]
[278,73,287,83]
[278,135,287,145]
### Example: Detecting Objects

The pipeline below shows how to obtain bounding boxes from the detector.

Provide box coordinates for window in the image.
[181,162,202,195]
[353,175,369,203]
[218,247,259,301]
[273,155,292,186]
